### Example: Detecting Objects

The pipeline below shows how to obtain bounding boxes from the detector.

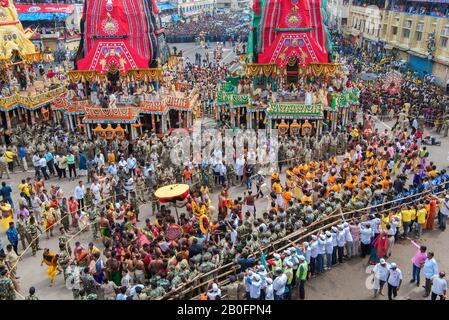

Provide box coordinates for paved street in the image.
[169,42,240,69]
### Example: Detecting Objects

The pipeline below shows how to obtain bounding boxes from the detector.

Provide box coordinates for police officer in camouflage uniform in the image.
[17,214,29,251]
[26,216,42,256]
[58,227,71,256]
[25,287,39,300]
[58,243,71,282]
[0,266,15,300]
[150,187,160,215]
[130,191,140,222]
[144,281,166,300]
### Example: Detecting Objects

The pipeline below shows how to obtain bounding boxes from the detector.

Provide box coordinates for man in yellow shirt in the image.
[401,205,412,239]
[416,204,427,238]
[4,148,15,173]
[18,179,32,207]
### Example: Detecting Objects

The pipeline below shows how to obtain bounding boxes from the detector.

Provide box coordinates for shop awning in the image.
[157,2,177,11]
[16,4,74,21]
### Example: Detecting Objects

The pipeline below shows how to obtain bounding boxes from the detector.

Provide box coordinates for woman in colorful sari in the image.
[369,232,389,265]
[41,248,61,286]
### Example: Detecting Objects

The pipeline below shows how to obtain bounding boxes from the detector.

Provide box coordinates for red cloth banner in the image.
[15,4,75,14]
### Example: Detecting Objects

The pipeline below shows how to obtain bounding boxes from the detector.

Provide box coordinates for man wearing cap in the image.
[246,272,262,300]
[302,242,311,279]
[207,283,222,300]
[331,227,338,265]
[273,267,287,300]
[387,262,402,300]
[284,260,294,300]
[309,235,318,277]
[336,225,346,264]
[343,222,354,259]
[257,265,268,299]
[372,258,389,297]
[325,231,334,270]
[296,255,308,300]
[360,223,372,258]
[316,234,326,274]
[265,277,274,300]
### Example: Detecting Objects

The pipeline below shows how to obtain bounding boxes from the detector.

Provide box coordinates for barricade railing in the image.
[161,179,449,300]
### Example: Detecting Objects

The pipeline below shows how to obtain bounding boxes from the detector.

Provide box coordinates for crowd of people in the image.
[165,13,249,43]
[1,29,449,301]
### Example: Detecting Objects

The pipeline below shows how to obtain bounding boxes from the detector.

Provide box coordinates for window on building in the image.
[416,22,424,32]
[415,32,422,41]
[404,20,412,28]
[441,37,449,47]
[392,26,398,35]
[403,29,410,38]
[442,27,449,37]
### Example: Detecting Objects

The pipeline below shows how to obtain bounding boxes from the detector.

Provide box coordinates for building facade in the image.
[345,1,384,49]
[216,0,251,10]
[177,0,214,16]
[326,0,351,32]
[380,10,449,85]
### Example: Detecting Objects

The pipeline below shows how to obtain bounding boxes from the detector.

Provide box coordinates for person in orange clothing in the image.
[344,176,357,190]
[425,196,438,230]
[107,151,116,165]
[331,181,342,193]
[381,177,391,190]
[283,188,292,207]
[328,171,337,184]
[272,178,284,207]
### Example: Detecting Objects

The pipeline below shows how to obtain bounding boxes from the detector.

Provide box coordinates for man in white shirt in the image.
[372,258,390,297]
[387,262,402,300]
[118,156,128,173]
[126,154,137,177]
[32,153,41,178]
[265,278,274,300]
[248,273,262,300]
[207,283,221,300]
[272,268,287,300]
[336,224,346,264]
[439,194,449,231]
[423,252,439,297]
[39,156,50,180]
[343,222,354,259]
[90,181,101,205]
[431,272,447,300]
[74,180,85,210]
[360,223,372,258]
